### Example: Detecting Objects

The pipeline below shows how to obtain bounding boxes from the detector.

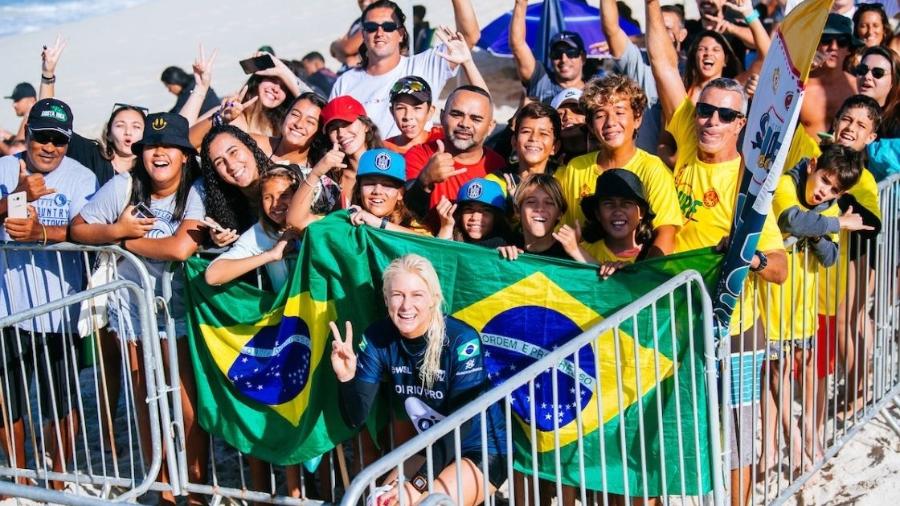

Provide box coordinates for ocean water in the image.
[0,0,150,38]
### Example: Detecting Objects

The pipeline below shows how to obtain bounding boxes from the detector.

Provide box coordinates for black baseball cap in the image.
[5,82,36,101]
[390,75,432,104]
[580,169,655,222]
[27,98,74,138]
[549,31,585,53]
[132,112,197,155]
[822,13,862,46]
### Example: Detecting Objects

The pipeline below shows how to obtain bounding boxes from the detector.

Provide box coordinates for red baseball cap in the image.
[321,95,367,128]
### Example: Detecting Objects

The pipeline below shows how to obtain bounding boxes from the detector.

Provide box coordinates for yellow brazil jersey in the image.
[668,98,785,336]
[759,171,840,341]
[783,127,881,316]
[580,240,640,264]
[553,150,683,231]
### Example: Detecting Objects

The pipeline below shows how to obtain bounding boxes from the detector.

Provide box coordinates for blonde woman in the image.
[329,254,505,506]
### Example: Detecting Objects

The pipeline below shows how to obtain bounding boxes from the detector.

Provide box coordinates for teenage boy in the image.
[383,76,441,154]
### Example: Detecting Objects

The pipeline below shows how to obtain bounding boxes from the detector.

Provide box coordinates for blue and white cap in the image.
[457,178,506,212]
[358,148,407,184]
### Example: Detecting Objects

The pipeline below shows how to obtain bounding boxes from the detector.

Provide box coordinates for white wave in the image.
[0,0,151,38]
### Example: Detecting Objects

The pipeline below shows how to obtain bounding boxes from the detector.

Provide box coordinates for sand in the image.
[0,0,517,137]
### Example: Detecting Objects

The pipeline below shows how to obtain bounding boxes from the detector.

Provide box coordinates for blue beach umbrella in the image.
[477,0,642,59]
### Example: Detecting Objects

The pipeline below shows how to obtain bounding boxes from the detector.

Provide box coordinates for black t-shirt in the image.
[65,133,115,186]
[512,233,571,260]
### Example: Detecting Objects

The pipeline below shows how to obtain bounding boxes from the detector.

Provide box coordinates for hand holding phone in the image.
[239,54,275,75]
[132,202,155,219]
[203,216,226,234]
[7,191,27,219]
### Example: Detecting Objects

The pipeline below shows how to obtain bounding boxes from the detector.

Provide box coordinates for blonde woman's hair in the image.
[382,254,446,389]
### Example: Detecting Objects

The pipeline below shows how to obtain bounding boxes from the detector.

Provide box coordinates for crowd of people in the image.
[0,0,898,504]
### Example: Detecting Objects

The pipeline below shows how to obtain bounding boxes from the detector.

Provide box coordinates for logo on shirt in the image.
[404,397,446,433]
[456,338,480,361]
[374,152,392,170]
[703,188,719,208]
[52,193,68,207]
[466,182,483,199]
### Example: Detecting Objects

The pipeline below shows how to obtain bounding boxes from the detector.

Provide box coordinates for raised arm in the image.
[452,0,481,48]
[435,26,489,90]
[179,44,217,125]
[252,52,313,97]
[646,0,686,123]
[509,0,537,83]
[600,0,630,58]
[724,0,770,56]
[39,35,66,99]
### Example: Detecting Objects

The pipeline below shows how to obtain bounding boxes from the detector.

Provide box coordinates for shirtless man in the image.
[800,14,858,138]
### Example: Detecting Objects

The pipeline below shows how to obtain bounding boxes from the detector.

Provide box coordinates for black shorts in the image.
[0,329,79,423]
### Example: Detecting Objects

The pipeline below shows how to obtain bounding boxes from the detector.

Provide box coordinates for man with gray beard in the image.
[403,85,505,231]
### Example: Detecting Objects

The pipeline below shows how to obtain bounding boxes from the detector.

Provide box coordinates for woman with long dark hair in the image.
[70,112,208,506]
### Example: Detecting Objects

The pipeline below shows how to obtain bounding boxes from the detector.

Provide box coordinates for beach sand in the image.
[0,0,518,137]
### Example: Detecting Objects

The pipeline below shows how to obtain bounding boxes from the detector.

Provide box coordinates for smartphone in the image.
[7,191,27,219]
[239,54,275,75]
[132,202,155,219]
[203,217,226,234]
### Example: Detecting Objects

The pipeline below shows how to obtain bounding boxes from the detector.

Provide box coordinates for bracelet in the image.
[41,74,56,83]
[211,111,224,128]
[40,224,47,246]
[379,217,389,230]
[744,10,760,24]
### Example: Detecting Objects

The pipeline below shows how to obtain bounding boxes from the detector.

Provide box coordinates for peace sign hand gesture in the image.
[41,34,66,77]
[221,85,258,123]
[193,43,217,89]
[329,321,357,382]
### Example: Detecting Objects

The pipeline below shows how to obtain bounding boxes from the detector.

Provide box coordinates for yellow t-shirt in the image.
[580,240,640,264]
[554,150,683,231]
[759,172,840,341]
[783,126,880,316]
[668,98,785,335]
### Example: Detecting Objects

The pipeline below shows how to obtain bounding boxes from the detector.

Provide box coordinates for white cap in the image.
[550,88,583,109]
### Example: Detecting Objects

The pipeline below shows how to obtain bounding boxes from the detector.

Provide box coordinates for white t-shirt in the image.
[209,222,296,292]
[78,173,205,337]
[0,154,98,332]
[330,45,457,138]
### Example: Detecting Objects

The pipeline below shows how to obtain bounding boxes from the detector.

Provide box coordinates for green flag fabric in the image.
[185,211,721,494]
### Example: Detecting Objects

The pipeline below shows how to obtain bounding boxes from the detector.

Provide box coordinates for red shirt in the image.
[405,140,506,210]
[384,127,445,155]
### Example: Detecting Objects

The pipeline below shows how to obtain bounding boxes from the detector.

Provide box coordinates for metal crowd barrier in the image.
[341,270,724,506]
[0,242,177,503]
[726,173,900,505]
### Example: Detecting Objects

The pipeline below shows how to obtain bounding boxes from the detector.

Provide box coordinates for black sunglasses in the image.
[30,130,69,147]
[853,63,887,80]
[550,46,582,60]
[696,102,744,123]
[362,21,399,33]
[820,34,851,48]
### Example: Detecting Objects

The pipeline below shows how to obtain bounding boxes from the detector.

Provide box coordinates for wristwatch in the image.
[410,474,429,493]
[750,250,767,272]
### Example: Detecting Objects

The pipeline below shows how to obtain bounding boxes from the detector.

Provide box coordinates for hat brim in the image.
[132,139,198,157]
[357,171,406,186]
[28,126,72,138]
[579,193,656,224]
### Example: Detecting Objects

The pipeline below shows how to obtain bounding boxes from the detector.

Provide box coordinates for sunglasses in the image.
[819,34,851,48]
[112,102,149,115]
[391,79,425,95]
[362,21,399,33]
[30,130,69,147]
[852,63,887,79]
[550,46,582,60]
[696,102,744,123]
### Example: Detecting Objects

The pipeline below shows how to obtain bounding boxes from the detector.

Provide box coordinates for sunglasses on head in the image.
[853,63,887,79]
[819,34,851,48]
[112,103,149,117]
[391,79,425,94]
[696,102,744,123]
[362,21,399,33]
[30,130,69,147]
[550,46,581,60]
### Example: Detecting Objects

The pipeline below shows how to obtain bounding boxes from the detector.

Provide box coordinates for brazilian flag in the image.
[185,212,721,493]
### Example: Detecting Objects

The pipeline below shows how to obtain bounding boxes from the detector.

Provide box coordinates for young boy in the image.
[383,76,441,154]
[760,142,870,473]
